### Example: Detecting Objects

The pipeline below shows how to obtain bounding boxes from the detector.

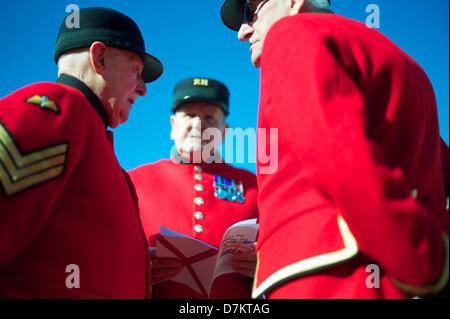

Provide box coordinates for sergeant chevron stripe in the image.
[0,122,68,197]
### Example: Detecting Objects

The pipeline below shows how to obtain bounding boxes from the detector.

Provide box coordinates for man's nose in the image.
[135,77,147,96]
[238,23,254,42]
[191,116,202,130]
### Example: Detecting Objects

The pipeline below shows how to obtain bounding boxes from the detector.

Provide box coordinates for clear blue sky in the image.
[1,0,448,173]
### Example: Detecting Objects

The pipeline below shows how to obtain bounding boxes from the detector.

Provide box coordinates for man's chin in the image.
[178,149,202,163]
[250,49,262,68]
[106,111,129,129]
[252,56,261,68]
[120,111,130,124]
[108,118,119,128]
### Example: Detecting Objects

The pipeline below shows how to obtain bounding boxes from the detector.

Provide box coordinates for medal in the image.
[214,175,245,203]
[214,175,228,199]
[235,180,245,203]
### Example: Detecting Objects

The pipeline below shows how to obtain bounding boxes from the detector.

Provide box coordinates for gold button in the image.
[194,197,204,206]
[194,184,204,192]
[194,211,204,220]
[411,189,418,199]
[194,224,204,233]
[194,166,202,173]
[194,174,203,181]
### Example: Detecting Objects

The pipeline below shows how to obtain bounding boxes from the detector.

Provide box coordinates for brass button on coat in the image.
[194,197,204,206]
[194,184,204,192]
[194,166,202,173]
[194,174,203,181]
[194,224,204,233]
[194,211,204,220]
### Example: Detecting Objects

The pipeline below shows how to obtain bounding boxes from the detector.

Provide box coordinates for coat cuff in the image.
[391,233,449,297]
[252,215,358,299]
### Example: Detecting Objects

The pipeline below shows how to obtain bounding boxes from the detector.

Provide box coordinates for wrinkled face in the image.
[101,48,147,128]
[238,0,292,67]
[170,102,228,159]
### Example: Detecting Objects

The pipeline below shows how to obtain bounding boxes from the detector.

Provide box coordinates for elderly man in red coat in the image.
[0,7,162,298]
[220,0,448,298]
[129,77,259,298]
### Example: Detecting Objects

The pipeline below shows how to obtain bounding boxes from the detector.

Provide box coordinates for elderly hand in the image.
[229,251,257,278]
[149,247,184,286]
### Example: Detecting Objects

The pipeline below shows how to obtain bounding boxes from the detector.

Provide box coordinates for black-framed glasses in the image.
[242,0,267,24]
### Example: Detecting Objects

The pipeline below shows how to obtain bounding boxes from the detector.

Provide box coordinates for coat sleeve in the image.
[0,83,88,269]
[259,16,448,296]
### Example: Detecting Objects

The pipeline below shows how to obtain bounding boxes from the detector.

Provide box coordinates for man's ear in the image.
[89,41,108,75]
[290,0,305,15]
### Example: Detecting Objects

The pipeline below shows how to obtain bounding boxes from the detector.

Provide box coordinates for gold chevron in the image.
[26,95,60,113]
[0,122,68,197]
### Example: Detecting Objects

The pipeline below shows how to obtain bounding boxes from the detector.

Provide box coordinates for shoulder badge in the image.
[26,95,60,114]
[213,175,245,203]
[0,121,68,197]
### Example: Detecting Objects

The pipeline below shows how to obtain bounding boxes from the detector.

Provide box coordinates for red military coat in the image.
[253,13,449,299]
[129,159,259,298]
[0,75,151,298]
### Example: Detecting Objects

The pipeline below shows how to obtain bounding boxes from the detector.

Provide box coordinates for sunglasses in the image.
[242,0,268,24]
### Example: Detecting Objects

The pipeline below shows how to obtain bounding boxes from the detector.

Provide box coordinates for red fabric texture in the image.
[254,13,448,298]
[0,82,151,298]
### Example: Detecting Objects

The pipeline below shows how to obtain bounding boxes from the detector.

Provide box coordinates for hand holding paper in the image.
[149,247,184,286]
[230,250,257,278]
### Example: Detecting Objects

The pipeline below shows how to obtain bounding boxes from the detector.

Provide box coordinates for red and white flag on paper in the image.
[156,228,219,297]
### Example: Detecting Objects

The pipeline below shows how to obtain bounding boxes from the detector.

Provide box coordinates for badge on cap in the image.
[193,78,209,86]
[213,175,245,203]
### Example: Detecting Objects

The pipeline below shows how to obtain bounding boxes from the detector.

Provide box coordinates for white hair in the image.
[57,48,92,81]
